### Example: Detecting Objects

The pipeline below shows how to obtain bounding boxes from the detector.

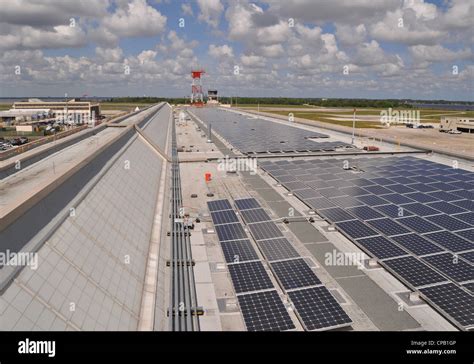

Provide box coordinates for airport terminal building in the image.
[13,99,100,124]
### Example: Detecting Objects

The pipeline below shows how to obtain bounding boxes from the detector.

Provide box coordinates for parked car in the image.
[363,145,380,151]
[448,130,462,134]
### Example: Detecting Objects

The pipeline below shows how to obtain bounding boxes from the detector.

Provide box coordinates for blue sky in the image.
[0,0,472,100]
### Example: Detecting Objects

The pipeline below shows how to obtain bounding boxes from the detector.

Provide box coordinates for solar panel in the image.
[427,201,467,215]
[425,214,472,232]
[318,187,347,198]
[401,202,443,217]
[228,261,274,293]
[356,236,409,260]
[349,178,375,187]
[452,212,474,225]
[397,216,443,234]
[304,197,337,210]
[380,193,415,205]
[234,197,261,210]
[385,184,416,194]
[293,188,322,200]
[409,183,440,193]
[210,210,239,225]
[391,233,444,256]
[207,199,232,212]
[270,258,321,290]
[288,286,352,331]
[363,185,393,196]
[215,223,248,242]
[404,192,440,204]
[452,200,474,211]
[257,238,300,262]
[374,204,414,218]
[460,251,474,264]
[329,196,365,208]
[239,208,271,224]
[355,194,389,206]
[339,186,371,196]
[383,256,448,288]
[366,218,411,237]
[427,191,464,202]
[425,231,473,252]
[335,220,379,239]
[220,239,259,264]
[346,205,385,220]
[237,290,295,331]
[462,283,474,294]
[422,253,474,283]
[455,229,474,243]
[419,283,474,328]
[247,221,284,241]
[318,207,355,223]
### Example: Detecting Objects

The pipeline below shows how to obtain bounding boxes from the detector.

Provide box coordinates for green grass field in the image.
[256,108,474,127]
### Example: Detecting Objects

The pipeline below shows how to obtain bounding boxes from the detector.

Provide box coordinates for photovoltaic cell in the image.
[247,221,284,241]
[355,194,389,206]
[451,212,474,225]
[210,210,239,225]
[419,283,474,328]
[270,258,321,290]
[426,214,472,232]
[459,251,474,264]
[346,205,384,220]
[288,286,352,331]
[235,197,261,210]
[257,238,300,262]
[366,218,411,237]
[401,202,443,217]
[239,208,271,224]
[381,193,415,205]
[356,236,409,260]
[427,201,467,215]
[422,253,474,283]
[207,199,232,212]
[335,220,379,240]
[215,223,248,242]
[391,233,444,256]
[425,231,473,252]
[397,216,443,234]
[383,256,448,288]
[374,204,414,219]
[318,207,355,223]
[220,239,259,264]
[228,261,274,293]
[455,229,474,243]
[237,290,295,331]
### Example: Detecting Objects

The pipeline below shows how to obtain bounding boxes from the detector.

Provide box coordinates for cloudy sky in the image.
[0,0,472,100]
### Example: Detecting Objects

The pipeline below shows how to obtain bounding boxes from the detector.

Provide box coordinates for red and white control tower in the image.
[190,69,205,107]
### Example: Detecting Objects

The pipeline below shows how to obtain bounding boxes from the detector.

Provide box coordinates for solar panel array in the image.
[193,108,356,155]
[260,156,474,330]
[233,197,352,331]
[206,199,295,331]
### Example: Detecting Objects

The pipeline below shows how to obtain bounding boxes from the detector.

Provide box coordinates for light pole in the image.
[351,108,356,145]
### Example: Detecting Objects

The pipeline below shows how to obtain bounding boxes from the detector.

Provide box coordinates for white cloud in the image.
[410,45,473,63]
[208,44,234,58]
[102,0,166,37]
[181,3,194,17]
[197,0,223,28]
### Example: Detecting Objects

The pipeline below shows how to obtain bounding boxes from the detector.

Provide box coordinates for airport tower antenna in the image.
[190,69,205,107]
